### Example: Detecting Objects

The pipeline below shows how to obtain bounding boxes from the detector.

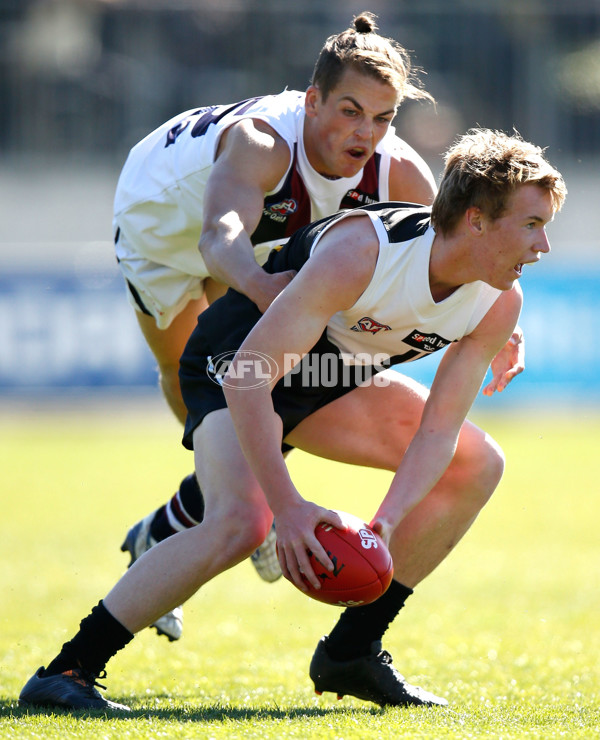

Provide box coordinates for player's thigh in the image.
[192,408,276,533]
[135,294,208,373]
[285,370,428,470]
[204,276,228,305]
[287,369,500,484]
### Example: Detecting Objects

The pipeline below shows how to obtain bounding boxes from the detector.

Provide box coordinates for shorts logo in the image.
[267,199,297,216]
[402,330,451,353]
[206,350,278,389]
[350,317,392,334]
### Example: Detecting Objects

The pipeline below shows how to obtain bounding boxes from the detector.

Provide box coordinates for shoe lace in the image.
[91,669,108,691]
[67,668,108,694]
[378,650,393,665]
[375,649,407,681]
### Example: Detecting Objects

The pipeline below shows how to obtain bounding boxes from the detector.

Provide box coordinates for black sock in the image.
[43,601,134,678]
[150,473,205,542]
[148,504,172,542]
[178,473,205,521]
[325,581,414,661]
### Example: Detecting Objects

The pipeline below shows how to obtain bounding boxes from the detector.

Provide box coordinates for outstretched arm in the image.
[371,286,523,544]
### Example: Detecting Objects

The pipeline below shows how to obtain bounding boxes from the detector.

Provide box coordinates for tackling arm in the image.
[199,119,297,312]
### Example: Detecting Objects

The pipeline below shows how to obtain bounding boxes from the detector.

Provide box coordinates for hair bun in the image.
[353,12,378,34]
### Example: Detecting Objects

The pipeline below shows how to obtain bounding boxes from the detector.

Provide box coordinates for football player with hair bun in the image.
[20,127,565,712]
[113,11,526,645]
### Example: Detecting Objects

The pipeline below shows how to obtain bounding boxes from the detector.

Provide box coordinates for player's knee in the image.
[468,434,505,501]
[208,500,272,558]
[158,362,188,422]
[485,436,505,490]
[241,503,272,551]
[452,430,505,505]
[158,362,182,399]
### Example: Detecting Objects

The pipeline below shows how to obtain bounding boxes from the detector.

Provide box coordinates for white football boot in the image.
[121,509,183,641]
[250,522,282,582]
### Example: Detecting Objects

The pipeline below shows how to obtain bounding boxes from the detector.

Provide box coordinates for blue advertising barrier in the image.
[0,269,157,390]
[0,262,598,404]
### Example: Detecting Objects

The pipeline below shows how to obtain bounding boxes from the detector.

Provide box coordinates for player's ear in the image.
[465,206,485,236]
[305,86,320,118]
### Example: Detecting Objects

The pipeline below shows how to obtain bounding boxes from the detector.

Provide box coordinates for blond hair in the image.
[431,129,567,235]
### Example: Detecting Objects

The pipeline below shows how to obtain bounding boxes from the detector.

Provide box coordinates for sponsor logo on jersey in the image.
[344,189,378,205]
[350,316,392,334]
[402,330,451,353]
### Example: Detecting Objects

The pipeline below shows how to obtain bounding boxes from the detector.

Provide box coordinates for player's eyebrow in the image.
[527,214,553,224]
[339,95,396,118]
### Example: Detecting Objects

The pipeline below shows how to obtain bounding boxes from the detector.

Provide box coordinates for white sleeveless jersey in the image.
[113,90,397,276]
[310,207,502,365]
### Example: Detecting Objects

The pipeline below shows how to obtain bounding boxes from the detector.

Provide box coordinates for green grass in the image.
[0,400,599,738]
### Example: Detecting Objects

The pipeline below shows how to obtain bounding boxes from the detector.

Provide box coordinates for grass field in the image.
[0,399,598,738]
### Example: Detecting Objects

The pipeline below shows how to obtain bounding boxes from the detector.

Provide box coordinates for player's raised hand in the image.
[482,326,525,396]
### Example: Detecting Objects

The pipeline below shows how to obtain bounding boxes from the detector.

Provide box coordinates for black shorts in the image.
[179,289,371,450]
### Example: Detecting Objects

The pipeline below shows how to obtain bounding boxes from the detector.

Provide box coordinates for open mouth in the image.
[347,147,367,160]
[514,263,523,276]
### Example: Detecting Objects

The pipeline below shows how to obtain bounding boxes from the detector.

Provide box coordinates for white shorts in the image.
[115,227,204,329]
[115,225,277,330]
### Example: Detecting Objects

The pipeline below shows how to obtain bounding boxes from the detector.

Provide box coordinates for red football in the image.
[290,510,394,607]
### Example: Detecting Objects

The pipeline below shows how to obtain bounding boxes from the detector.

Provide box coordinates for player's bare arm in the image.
[387,139,437,206]
[223,215,379,588]
[199,118,297,312]
[371,285,523,544]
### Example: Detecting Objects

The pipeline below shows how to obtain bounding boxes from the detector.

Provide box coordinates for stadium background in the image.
[1,0,599,407]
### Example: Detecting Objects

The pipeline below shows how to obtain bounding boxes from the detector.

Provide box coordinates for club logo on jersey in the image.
[350,317,392,334]
[267,199,297,216]
[402,330,451,353]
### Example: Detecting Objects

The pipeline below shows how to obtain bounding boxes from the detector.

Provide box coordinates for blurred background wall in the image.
[1,0,598,406]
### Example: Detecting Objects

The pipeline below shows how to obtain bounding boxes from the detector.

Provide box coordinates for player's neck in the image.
[428,232,474,302]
